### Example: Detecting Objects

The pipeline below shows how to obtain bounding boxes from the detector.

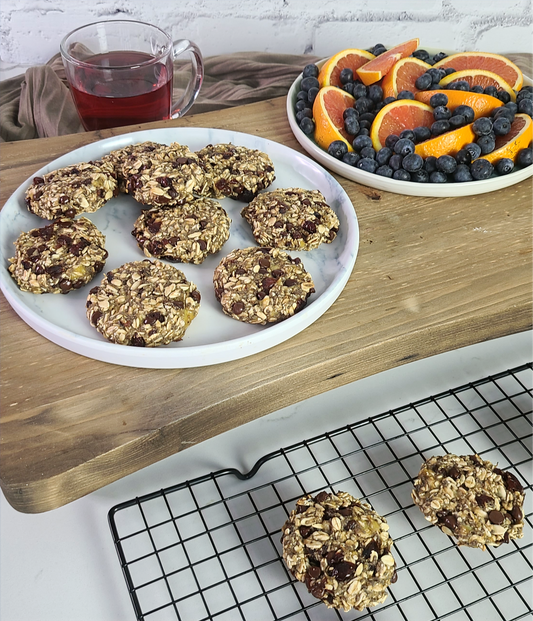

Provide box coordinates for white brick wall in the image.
[1,0,532,79]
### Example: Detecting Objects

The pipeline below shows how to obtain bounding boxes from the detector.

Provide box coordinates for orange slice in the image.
[480,113,532,163]
[318,48,375,88]
[433,51,524,90]
[414,124,477,158]
[356,38,420,86]
[439,69,516,102]
[370,99,434,151]
[414,90,503,119]
[312,86,356,151]
[381,56,432,99]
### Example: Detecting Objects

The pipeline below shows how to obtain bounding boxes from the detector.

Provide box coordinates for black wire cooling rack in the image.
[109,363,533,621]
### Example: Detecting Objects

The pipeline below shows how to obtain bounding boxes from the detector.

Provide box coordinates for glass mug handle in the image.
[171,39,204,118]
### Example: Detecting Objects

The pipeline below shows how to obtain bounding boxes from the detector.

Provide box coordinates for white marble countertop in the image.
[1,331,531,621]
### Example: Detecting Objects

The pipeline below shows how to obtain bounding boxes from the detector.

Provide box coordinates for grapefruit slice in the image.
[356,38,420,86]
[433,51,524,90]
[414,124,477,158]
[381,56,432,99]
[414,90,503,119]
[480,113,532,163]
[318,48,375,88]
[312,86,356,151]
[439,69,516,102]
[370,99,434,151]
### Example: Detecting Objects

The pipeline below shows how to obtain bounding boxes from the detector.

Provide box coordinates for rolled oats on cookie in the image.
[411,453,525,549]
[241,187,340,250]
[213,246,315,324]
[281,490,397,612]
[86,259,201,347]
[8,217,107,294]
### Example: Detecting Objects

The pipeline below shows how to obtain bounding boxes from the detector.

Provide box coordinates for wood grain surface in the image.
[1,94,532,513]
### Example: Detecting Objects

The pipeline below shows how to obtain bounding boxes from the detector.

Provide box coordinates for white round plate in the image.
[0,128,359,369]
[287,50,532,197]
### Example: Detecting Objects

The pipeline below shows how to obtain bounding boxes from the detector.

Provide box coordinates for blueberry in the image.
[472,117,493,136]
[424,156,438,173]
[413,125,432,143]
[358,127,370,136]
[477,134,496,155]
[497,90,511,104]
[382,96,396,107]
[484,85,499,98]
[340,68,354,84]
[429,171,448,183]
[360,112,376,124]
[301,76,320,92]
[352,82,368,99]
[371,43,387,56]
[376,147,393,166]
[343,107,359,119]
[397,90,415,100]
[471,85,485,93]
[296,90,308,102]
[453,164,473,182]
[492,116,511,136]
[368,84,384,102]
[394,137,416,156]
[412,49,430,61]
[375,165,394,177]
[344,116,360,135]
[516,147,533,167]
[302,64,319,78]
[343,82,355,96]
[464,142,482,160]
[427,68,446,84]
[353,134,373,152]
[436,154,457,174]
[448,114,467,129]
[411,168,430,183]
[470,158,494,180]
[453,80,470,91]
[359,119,372,130]
[296,108,313,122]
[493,106,515,121]
[355,97,374,114]
[444,67,456,76]
[434,105,451,121]
[389,153,404,171]
[518,98,533,116]
[453,105,475,123]
[430,93,448,108]
[295,99,309,112]
[455,148,472,165]
[517,88,533,100]
[357,157,378,173]
[415,72,433,91]
[432,51,448,63]
[327,140,348,159]
[342,152,361,167]
[399,129,416,142]
[385,134,400,149]
[392,169,411,181]
[495,158,514,175]
[504,101,518,115]
[402,153,424,172]
[299,116,315,135]
[431,119,451,136]
[360,146,376,159]
[307,87,319,103]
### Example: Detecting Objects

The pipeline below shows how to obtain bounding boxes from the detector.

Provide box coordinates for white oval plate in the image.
[287,50,532,197]
[0,128,359,369]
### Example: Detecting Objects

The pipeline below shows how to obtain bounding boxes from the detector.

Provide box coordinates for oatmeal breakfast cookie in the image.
[86,259,201,347]
[213,246,315,324]
[25,161,118,220]
[101,141,166,192]
[132,198,231,264]
[411,453,525,549]
[196,143,275,201]
[8,217,107,294]
[241,187,340,250]
[281,490,397,612]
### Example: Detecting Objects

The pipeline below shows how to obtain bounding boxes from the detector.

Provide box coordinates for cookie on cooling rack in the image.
[196,143,275,201]
[25,161,118,220]
[411,453,525,550]
[8,217,107,294]
[281,490,397,612]
[86,259,201,347]
[213,246,315,325]
[131,198,231,264]
[241,187,340,250]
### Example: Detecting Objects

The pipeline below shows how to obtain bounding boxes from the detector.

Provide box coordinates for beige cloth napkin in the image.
[0,52,320,142]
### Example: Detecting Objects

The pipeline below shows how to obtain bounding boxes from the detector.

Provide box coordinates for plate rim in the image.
[0,126,359,369]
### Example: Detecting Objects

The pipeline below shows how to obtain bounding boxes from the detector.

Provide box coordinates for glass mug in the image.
[60,20,203,131]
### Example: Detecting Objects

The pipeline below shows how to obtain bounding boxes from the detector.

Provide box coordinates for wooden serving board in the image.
[1,94,531,513]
